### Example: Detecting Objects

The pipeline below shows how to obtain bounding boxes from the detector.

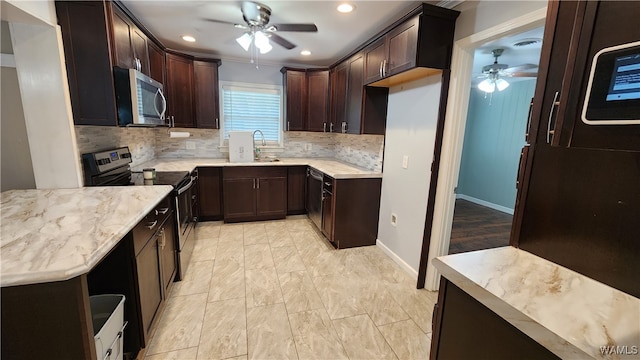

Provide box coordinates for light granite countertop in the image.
[132,158,382,179]
[1,186,173,287]
[434,246,640,359]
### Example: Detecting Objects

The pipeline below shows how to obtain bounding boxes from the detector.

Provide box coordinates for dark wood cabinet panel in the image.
[222,178,257,220]
[55,1,117,126]
[135,233,162,339]
[283,69,307,131]
[386,15,419,77]
[148,41,165,84]
[131,28,150,75]
[431,279,560,360]
[256,177,287,217]
[361,87,389,135]
[159,214,176,295]
[287,166,307,215]
[198,167,223,221]
[321,190,334,239]
[110,5,134,69]
[345,54,364,134]
[330,63,348,132]
[363,37,387,85]
[166,53,195,128]
[194,60,220,129]
[307,70,330,132]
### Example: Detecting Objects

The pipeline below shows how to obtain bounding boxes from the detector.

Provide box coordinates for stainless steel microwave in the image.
[113,67,167,126]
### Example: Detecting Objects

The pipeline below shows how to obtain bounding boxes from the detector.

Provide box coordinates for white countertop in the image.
[132,158,382,179]
[1,186,173,287]
[434,247,640,359]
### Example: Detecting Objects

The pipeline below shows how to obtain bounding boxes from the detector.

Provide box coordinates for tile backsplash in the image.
[75,126,384,171]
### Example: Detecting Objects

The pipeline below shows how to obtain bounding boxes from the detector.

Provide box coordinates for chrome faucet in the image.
[253,129,265,159]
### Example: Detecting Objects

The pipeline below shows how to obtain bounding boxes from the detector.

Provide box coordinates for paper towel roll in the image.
[169,131,191,138]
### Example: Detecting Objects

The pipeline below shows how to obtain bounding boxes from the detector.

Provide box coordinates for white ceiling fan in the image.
[477,48,538,93]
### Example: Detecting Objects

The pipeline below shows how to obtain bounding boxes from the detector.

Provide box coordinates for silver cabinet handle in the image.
[216,118,219,129]
[383,60,387,77]
[147,220,158,230]
[158,207,169,215]
[159,228,166,249]
[329,122,334,132]
[253,178,256,189]
[525,97,534,144]
[379,61,383,78]
[547,91,560,144]
[342,121,347,133]
[256,178,260,189]
[323,122,327,132]
[287,121,290,131]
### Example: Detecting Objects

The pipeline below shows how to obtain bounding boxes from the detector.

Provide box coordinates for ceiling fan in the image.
[477,48,538,93]
[204,1,318,54]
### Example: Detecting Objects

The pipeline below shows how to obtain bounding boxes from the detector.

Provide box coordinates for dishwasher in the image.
[306,168,323,230]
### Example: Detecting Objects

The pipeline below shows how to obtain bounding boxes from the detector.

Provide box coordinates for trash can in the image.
[90,294,127,360]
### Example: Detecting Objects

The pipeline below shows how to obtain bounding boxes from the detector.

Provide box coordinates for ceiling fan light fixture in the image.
[300,50,311,56]
[337,3,354,13]
[254,31,272,53]
[181,35,196,42]
[236,32,253,52]
[495,78,510,91]
[478,79,496,93]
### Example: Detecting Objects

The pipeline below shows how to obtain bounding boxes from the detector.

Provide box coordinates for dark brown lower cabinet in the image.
[287,166,307,215]
[431,279,560,360]
[135,231,163,340]
[323,177,382,249]
[223,167,287,222]
[198,167,223,221]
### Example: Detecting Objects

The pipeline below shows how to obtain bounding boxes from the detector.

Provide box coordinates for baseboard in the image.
[375,239,419,280]
[456,194,514,215]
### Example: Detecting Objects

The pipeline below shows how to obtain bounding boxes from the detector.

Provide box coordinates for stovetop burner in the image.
[131,171,190,188]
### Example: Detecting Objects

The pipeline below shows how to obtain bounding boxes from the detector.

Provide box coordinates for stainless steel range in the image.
[82,146,197,281]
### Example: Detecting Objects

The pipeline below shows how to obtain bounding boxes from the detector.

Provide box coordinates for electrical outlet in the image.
[402,155,409,169]
[305,143,312,151]
[391,213,398,226]
[186,141,196,150]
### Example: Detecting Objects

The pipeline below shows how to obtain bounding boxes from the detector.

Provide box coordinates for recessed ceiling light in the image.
[181,35,196,42]
[300,50,311,56]
[337,3,354,13]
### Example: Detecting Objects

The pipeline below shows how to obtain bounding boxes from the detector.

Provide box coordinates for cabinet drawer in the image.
[133,196,172,255]
[223,166,287,179]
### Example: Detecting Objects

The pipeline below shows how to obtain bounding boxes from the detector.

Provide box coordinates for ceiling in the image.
[471,26,545,86]
[121,1,429,67]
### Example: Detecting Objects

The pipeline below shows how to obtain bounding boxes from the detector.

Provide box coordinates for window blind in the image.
[221,84,282,144]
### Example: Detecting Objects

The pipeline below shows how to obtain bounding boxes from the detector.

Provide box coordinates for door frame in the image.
[419,8,548,291]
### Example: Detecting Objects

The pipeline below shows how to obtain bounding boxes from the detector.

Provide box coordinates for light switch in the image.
[402,155,409,169]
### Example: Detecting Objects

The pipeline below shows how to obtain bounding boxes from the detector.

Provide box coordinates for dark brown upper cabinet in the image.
[330,62,348,133]
[111,5,149,75]
[194,60,221,129]
[282,68,307,131]
[306,69,330,132]
[530,1,640,152]
[148,41,165,84]
[362,4,459,87]
[166,52,195,128]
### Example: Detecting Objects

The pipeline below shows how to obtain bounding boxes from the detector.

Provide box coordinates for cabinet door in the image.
[159,215,176,294]
[148,41,165,84]
[307,70,330,132]
[194,61,220,129]
[110,5,134,69]
[256,177,287,217]
[283,69,307,131]
[166,53,195,128]
[386,15,418,77]
[331,63,348,132]
[287,166,307,215]
[136,236,162,338]
[346,54,364,134]
[131,28,150,75]
[321,191,334,241]
[223,178,257,220]
[363,37,387,84]
[198,167,223,220]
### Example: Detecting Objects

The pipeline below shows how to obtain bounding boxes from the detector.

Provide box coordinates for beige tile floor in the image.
[143,217,438,360]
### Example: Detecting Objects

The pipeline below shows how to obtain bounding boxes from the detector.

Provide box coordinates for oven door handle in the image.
[177,176,195,195]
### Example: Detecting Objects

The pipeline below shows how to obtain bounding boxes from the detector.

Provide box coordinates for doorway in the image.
[449,29,542,254]
[418,8,547,290]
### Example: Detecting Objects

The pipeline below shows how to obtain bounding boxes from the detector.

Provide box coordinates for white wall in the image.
[453,1,547,41]
[377,75,442,276]
[218,59,283,86]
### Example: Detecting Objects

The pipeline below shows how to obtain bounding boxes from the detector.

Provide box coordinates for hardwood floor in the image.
[448,199,513,254]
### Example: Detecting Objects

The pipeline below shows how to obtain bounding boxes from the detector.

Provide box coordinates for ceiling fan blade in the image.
[203,18,247,29]
[269,33,296,49]
[508,72,538,78]
[270,23,318,32]
[504,63,538,73]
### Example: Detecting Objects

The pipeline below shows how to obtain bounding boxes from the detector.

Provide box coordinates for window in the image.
[220,81,283,146]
